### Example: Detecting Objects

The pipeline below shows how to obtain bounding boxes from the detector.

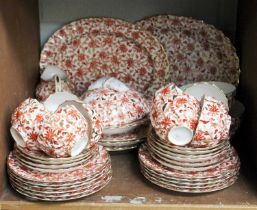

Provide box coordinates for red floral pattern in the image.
[11,98,50,151]
[38,105,90,158]
[81,88,150,128]
[135,15,240,86]
[191,96,231,147]
[150,84,200,142]
[138,144,239,179]
[40,18,169,99]
[7,146,110,183]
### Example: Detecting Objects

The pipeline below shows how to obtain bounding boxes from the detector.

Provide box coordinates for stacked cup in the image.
[81,77,150,151]
[35,66,74,101]
[180,81,245,137]
[8,97,112,201]
[139,83,240,193]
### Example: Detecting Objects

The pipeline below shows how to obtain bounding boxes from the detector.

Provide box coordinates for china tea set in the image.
[7,15,243,200]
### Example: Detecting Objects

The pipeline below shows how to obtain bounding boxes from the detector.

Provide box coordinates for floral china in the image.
[40,17,169,98]
[43,92,79,113]
[35,66,74,102]
[88,77,130,92]
[81,87,150,130]
[135,15,240,86]
[181,81,236,108]
[183,82,229,109]
[10,98,50,151]
[151,83,200,145]
[37,104,90,157]
[192,96,231,147]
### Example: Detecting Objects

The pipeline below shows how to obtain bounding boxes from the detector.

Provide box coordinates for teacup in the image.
[43,92,79,113]
[181,81,236,108]
[10,98,49,150]
[153,83,183,109]
[88,77,130,92]
[62,101,103,144]
[191,96,231,147]
[183,82,229,109]
[35,80,72,102]
[37,104,91,157]
[151,85,200,145]
[40,66,67,81]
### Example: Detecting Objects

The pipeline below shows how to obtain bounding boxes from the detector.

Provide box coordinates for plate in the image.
[105,144,139,152]
[147,137,230,161]
[14,151,97,173]
[142,167,238,188]
[14,143,96,163]
[141,165,239,184]
[147,146,233,172]
[148,129,229,155]
[40,18,169,98]
[135,15,239,86]
[14,146,97,166]
[142,168,238,193]
[10,172,111,195]
[99,138,145,147]
[10,174,111,201]
[138,144,240,179]
[147,141,228,167]
[8,146,111,183]
[7,161,111,187]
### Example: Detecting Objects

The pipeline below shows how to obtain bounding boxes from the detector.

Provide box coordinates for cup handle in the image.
[54,75,62,92]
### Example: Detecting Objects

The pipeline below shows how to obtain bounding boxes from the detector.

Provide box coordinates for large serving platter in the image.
[40,18,169,98]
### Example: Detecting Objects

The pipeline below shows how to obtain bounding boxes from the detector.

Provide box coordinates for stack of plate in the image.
[100,118,149,151]
[138,128,240,193]
[7,144,112,201]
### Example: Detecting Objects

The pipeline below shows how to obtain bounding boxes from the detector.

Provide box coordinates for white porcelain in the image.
[41,66,67,81]
[10,98,49,151]
[181,81,236,96]
[81,88,150,128]
[88,77,109,90]
[210,82,236,96]
[168,126,193,146]
[103,126,137,135]
[43,92,80,112]
[184,82,228,109]
[37,104,90,158]
[104,77,130,92]
[88,77,130,92]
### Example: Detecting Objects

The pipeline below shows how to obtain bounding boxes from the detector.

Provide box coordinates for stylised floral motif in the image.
[11,98,50,151]
[191,96,231,147]
[37,105,94,158]
[7,146,112,201]
[135,15,240,86]
[81,88,150,128]
[40,18,169,99]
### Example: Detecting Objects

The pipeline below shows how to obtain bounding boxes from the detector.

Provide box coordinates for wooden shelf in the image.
[1,149,257,210]
[0,1,257,210]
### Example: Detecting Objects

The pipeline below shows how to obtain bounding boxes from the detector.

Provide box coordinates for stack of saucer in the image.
[139,142,240,193]
[81,77,150,151]
[138,83,240,193]
[8,145,111,201]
